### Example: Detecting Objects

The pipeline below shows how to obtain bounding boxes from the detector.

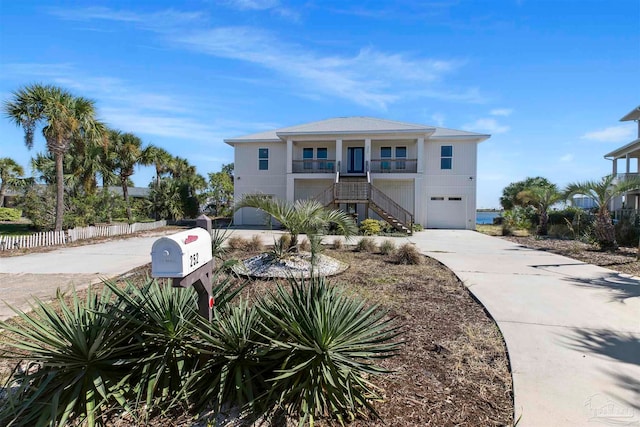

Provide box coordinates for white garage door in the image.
[427,196,467,229]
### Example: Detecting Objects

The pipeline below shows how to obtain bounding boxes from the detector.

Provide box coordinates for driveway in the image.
[410,230,640,427]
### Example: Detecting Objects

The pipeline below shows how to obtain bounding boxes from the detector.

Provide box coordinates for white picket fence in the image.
[0,220,167,251]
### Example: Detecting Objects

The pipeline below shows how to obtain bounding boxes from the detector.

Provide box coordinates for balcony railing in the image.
[369,158,417,173]
[615,173,640,181]
[292,159,336,173]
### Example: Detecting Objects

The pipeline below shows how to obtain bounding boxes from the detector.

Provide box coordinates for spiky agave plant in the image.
[0,286,138,427]
[257,276,402,425]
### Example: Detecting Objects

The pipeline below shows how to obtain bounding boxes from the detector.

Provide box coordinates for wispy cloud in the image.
[48,7,204,29]
[174,26,473,109]
[430,113,446,127]
[463,117,510,134]
[220,0,300,21]
[560,154,574,162]
[490,108,513,116]
[581,125,635,143]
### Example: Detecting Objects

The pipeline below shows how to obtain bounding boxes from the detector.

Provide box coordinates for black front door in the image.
[347,147,364,174]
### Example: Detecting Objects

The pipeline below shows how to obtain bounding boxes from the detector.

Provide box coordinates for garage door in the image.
[427,196,467,229]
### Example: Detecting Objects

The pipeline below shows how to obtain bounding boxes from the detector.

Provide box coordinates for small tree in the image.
[0,157,25,207]
[517,184,564,236]
[500,176,554,210]
[565,175,640,250]
[206,163,234,217]
[235,196,358,263]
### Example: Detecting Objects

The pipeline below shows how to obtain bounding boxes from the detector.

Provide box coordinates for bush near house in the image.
[360,218,382,235]
[0,207,21,222]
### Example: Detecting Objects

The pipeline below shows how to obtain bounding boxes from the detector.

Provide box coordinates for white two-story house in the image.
[604,105,640,213]
[225,117,489,231]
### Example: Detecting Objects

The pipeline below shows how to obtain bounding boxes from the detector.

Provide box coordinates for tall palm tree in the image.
[108,130,152,221]
[235,195,358,262]
[4,84,104,230]
[146,146,174,219]
[517,184,564,236]
[565,174,640,250]
[0,157,25,207]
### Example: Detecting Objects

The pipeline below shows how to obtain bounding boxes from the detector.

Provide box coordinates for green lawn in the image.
[0,223,33,236]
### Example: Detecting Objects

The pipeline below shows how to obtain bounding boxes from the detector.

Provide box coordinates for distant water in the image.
[476,211,501,225]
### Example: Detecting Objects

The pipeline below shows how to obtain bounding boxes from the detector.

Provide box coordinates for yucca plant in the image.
[257,277,402,425]
[185,300,272,414]
[0,286,138,427]
[102,273,245,412]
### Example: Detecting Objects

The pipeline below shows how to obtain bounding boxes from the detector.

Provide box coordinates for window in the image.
[431,197,445,201]
[380,146,392,171]
[259,148,269,170]
[303,147,313,169]
[395,146,407,170]
[317,147,328,170]
[448,197,462,201]
[440,145,453,170]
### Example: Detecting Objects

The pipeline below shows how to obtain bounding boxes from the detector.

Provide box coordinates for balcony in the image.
[369,158,417,173]
[292,159,336,173]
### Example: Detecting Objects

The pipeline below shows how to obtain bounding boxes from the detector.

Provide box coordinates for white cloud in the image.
[48,7,204,29]
[175,27,473,109]
[560,154,574,162]
[430,113,445,127]
[490,108,512,116]
[581,125,635,143]
[463,118,510,134]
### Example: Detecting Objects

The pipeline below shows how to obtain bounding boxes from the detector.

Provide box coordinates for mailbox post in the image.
[151,228,214,321]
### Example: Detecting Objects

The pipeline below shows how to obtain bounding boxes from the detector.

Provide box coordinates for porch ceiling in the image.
[604,138,640,159]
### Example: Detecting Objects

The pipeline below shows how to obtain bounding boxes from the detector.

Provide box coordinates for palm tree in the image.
[235,195,358,262]
[146,146,174,220]
[4,84,104,230]
[517,184,564,236]
[0,157,25,207]
[565,174,640,250]
[109,130,151,222]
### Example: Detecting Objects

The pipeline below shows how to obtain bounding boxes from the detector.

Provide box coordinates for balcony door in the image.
[347,147,364,174]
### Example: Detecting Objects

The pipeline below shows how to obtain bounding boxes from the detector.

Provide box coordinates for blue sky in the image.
[1,0,638,208]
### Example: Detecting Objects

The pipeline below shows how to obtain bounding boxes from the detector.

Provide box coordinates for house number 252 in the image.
[190,253,199,267]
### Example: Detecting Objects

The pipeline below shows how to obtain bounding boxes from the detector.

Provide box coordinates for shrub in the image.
[247,234,264,252]
[257,277,401,424]
[379,239,396,255]
[412,223,424,232]
[270,236,292,261]
[332,237,344,250]
[502,206,536,235]
[356,237,377,253]
[279,233,292,250]
[228,235,250,250]
[0,207,21,221]
[360,219,381,236]
[298,238,311,252]
[0,286,138,426]
[615,216,640,247]
[396,243,422,265]
[378,220,395,234]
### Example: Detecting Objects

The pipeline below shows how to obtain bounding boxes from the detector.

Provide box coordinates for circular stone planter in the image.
[232,252,348,278]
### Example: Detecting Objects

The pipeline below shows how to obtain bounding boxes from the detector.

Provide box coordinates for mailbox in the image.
[151,228,213,278]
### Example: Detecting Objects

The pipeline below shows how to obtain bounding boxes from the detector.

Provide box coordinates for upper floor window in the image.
[395,146,407,170]
[440,145,453,170]
[259,148,269,170]
[381,147,392,170]
[317,147,328,159]
[303,147,313,169]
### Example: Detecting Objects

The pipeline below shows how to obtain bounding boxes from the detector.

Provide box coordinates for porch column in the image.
[286,139,293,174]
[286,175,294,202]
[417,137,425,173]
[364,138,371,172]
[335,139,342,174]
[612,159,617,175]
[626,154,630,175]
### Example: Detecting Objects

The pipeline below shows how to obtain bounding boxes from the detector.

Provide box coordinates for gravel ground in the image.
[501,236,640,276]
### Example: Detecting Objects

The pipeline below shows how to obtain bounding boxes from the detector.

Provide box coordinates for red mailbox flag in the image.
[209,296,215,308]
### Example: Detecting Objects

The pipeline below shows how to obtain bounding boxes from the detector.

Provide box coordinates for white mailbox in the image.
[151,228,213,278]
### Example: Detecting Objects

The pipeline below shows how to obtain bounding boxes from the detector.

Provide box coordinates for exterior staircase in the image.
[314,175,413,234]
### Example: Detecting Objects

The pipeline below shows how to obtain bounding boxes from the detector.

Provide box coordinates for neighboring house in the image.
[225,117,489,231]
[604,105,640,212]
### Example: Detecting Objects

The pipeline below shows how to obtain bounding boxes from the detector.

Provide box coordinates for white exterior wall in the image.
[294,179,333,200]
[422,140,478,229]
[233,142,287,225]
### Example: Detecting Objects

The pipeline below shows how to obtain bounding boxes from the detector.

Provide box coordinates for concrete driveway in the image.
[410,230,640,427]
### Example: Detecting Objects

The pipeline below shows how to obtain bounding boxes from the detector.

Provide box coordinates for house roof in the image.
[604,138,640,159]
[225,117,489,144]
[620,105,640,122]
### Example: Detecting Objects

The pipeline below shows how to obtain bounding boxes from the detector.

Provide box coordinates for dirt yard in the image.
[0,243,513,426]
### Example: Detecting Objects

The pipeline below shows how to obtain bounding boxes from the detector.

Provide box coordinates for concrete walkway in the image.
[409,230,640,427]
[1,228,638,425]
